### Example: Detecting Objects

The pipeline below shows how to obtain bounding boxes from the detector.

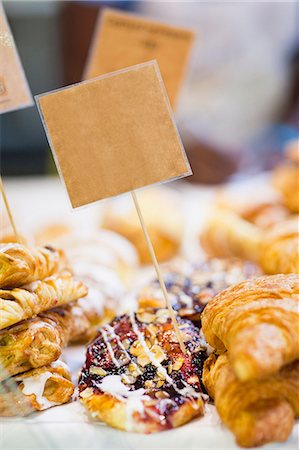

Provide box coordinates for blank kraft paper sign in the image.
[37,61,191,209]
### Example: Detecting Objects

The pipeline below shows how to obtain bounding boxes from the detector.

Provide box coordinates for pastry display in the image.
[138,258,261,321]
[0,271,87,330]
[202,274,299,381]
[101,188,184,264]
[260,216,299,274]
[0,360,74,416]
[0,243,67,288]
[203,353,299,448]
[78,309,208,432]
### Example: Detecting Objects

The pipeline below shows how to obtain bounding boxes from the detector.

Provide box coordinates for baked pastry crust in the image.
[0,306,73,381]
[202,274,299,381]
[0,360,74,416]
[200,210,262,262]
[203,353,299,448]
[0,243,67,288]
[79,310,208,432]
[138,258,261,321]
[260,216,299,274]
[0,271,87,330]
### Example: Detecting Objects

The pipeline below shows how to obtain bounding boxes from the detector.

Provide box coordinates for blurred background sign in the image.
[1,1,298,182]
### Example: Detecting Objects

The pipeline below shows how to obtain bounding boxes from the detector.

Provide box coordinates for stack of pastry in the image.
[36,228,139,343]
[0,243,88,415]
[202,274,299,447]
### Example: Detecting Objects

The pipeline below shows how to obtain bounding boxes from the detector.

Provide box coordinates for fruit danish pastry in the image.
[79,309,209,432]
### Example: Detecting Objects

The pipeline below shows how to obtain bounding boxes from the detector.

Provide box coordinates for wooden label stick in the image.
[0,176,21,243]
[36,62,192,354]
[131,190,186,353]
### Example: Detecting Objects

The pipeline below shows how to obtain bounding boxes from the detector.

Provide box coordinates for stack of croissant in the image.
[0,242,90,416]
[201,273,299,447]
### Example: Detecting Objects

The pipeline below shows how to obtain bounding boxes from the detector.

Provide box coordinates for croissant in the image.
[260,216,299,274]
[202,274,299,381]
[203,353,299,448]
[0,271,88,330]
[0,306,73,381]
[0,243,67,288]
[0,360,74,416]
[200,210,262,262]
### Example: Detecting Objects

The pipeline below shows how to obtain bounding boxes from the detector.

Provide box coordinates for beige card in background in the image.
[0,2,33,114]
[37,61,191,209]
[84,8,195,108]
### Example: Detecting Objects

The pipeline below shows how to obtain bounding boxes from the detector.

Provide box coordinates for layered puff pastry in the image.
[79,309,208,432]
[260,216,299,274]
[0,243,67,288]
[0,271,87,330]
[203,353,299,448]
[0,360,74,416]
[138,258,261,321]
[202,274,299,381]
[101,188,184,264]
[0,306,73,381]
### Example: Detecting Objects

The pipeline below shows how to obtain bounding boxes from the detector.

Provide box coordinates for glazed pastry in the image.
[0,306,72,381]
[0,360,74,416]
[52,230,139,285]
[200,210,262,262]
[138,258,261,321]
[203,353,299,448]
[202,274,299,381]
[0,243,67,288]
[260,216,299,274]
[0,271,88,330]
[79,309,208,432]
[101,188,184,264]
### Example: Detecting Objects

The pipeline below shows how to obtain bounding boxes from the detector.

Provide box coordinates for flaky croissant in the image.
[273,162,299,213]
[0,306,73,381]
[200,210,262,262]
[0,271,87,330]
[203,353,299,448]
[0,243,67,288]
[0,360,74,416]
[202,274,299,381]
[260,216,299,274]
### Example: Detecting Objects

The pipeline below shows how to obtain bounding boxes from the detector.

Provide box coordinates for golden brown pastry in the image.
[0,306,73,381]
[0,271,87,330]
[138,258,261,321]
[79,309,208,432]
[0,360,74,416]
[260,216,299,274]
[0,243,67,288]
[200,209,262,262]
[202,274,299,381]
[203,353,299,448]
[101,188,184,264]
[273,151,299,213]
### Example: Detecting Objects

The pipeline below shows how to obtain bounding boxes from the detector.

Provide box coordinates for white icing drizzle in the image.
[100,328,120,368]
[129,311,204,401]
[99,375,149,431]
[21,371,58,410]
[104,324,138,370]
